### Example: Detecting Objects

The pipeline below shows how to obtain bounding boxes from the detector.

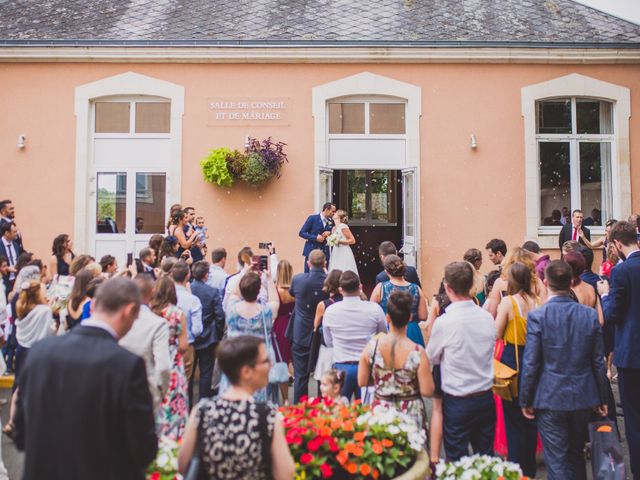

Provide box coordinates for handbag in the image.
[492,296,520,402]
[589,420,625,480]
[307,328,322,374]
[261,308,289,384]
[183,405,207,480]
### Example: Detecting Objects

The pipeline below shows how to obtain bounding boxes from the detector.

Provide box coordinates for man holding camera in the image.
[299,202,336,272]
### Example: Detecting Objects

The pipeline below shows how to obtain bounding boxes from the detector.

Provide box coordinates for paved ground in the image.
[0,381,632,479]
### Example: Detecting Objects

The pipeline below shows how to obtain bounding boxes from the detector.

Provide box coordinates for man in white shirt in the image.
[323,271,387,400]
[119,274,171,413]
[207,248,228,291]
[427,261,497,461]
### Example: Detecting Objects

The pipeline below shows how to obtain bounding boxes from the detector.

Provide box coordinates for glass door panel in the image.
[401,168,417,267]
[135,173,167,234]
[96,172,127,233]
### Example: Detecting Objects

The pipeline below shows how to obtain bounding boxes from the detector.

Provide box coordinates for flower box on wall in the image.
[200,137,288,188]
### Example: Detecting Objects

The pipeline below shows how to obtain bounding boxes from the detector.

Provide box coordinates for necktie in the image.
[5,242,14,265]
[573,227,578,241]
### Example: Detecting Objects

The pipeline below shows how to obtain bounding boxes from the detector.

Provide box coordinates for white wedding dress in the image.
[328,223,359,275]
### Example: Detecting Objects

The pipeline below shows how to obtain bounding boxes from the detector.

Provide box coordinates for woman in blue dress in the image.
[370,254,427,347]
[222,270,280,402]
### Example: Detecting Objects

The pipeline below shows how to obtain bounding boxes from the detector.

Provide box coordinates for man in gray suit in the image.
[520,260,608,480]
[119,274,171,413]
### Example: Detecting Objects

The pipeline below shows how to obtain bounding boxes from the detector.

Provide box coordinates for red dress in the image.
[272,290,294,363]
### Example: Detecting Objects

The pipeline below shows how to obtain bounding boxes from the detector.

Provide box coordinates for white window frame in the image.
[75,72,184,254]
[521,74,631,249]
[93,97,172,139]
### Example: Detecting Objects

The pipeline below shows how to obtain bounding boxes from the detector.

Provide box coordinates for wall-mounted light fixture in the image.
[17,134,26,149]
[244,135,251,149]
[470,134,478,149]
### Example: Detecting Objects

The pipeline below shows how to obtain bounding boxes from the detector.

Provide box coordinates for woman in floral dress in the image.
[359,290,434,436]
[151,276,189,440]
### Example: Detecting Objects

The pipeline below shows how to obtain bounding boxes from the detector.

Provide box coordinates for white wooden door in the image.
[400,168,417,267]
[318,167,334,209]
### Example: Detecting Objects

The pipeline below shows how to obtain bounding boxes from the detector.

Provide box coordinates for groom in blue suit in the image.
[299,202,336,272]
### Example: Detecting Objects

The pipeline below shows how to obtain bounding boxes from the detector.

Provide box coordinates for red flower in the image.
[307,437,323,452]
[320,463,333,478]
[300,453,314,465]
[149,473,161,480]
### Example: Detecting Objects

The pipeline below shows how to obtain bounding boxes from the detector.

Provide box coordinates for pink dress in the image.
[272,290,293,363]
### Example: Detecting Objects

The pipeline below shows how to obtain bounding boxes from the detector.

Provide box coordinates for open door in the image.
[318,167,334,209]
[400,168,417,268]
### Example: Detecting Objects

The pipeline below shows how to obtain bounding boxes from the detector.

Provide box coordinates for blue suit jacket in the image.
[190,280,225,350]
[519,296,608,410]
[299,214,332,257]
[285,268,328,347]
[602,252,640,368]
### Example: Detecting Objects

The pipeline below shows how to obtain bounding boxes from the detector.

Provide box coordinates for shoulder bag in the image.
[492,296,520,402]
[307,298,334,374]
[262,307,289,384]
[184,404,207,480]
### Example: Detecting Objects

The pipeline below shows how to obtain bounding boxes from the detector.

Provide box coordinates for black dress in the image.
[56,254,74,276]
[195,398,275,480]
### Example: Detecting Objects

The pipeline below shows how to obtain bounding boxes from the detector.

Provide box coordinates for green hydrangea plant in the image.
[200,147,235,188]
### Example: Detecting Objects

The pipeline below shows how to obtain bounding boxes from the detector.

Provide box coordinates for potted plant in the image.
[200,137,288,188]
[281,398,429,480]
[435,454,528,479]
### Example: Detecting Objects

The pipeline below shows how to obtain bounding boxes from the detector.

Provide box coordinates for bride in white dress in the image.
[328,210,359,275]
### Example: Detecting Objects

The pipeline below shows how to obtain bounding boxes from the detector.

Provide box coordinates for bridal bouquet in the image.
[435,454,527,480]
[326,231,341,248]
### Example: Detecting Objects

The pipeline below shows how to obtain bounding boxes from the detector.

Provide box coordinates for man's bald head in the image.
[308,250,326,269]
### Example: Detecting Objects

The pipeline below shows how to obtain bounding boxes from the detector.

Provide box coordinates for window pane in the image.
[370,170,390,221]
[539,142,570,226]
[97,173,126,233]
[537,99,571,134]
[328,103,365,134]
[95,102,130,133]
[576,100,613,134]
[580,143,612,226]
[135,173,166,233]
[370,103,405,134]
[403,172,415,237]
[135,102,171,133]
[347,170,367,220]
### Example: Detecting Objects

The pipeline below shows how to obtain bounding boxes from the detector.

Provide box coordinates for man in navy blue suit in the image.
[285,250,329,402]
[520,260,608,480]
[299,202,336,272]
[599,220,640,479]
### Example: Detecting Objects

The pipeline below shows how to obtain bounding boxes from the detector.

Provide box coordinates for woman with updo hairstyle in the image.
[167,210,198,258]
[359,290,434,436]
[158,236,180,264]
[564,252,604,326]
[68,254,95,277]
[223,269,280,403]
[312,269,343,395]
[178,335,295,480]
[463,248,486,304]
[370,254,428,347]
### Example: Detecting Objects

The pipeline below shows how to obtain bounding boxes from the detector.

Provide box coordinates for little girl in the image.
[320,369,349,405]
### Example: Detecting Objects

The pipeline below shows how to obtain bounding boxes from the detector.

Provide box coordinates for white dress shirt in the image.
[119,304,171,412]
[176,284,203,344]
[323,296,387,363]
[426,300,496,397]
[207,264,229,291]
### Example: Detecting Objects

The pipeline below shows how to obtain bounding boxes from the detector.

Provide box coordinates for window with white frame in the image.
[328,101,406,135]
[537,97,614,229]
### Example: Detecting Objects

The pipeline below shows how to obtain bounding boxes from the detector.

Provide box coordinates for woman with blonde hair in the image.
[272,259,295,402]
[486,247,546,317]
[463,248,485,304]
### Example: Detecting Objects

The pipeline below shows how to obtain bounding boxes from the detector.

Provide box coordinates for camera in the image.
[258,242,272,250]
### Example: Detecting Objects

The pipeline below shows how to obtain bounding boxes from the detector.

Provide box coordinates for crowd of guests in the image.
[0,198,639,480]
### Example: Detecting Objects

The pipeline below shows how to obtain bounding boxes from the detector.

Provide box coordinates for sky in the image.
[574,0,640,25]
